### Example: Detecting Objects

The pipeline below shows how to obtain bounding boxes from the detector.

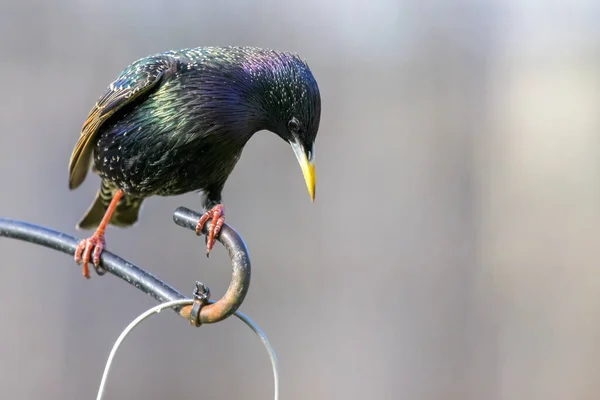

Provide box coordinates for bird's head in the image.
[244,50,321,202]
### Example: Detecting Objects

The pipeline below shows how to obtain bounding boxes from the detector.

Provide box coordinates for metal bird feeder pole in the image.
[0,206,251,326]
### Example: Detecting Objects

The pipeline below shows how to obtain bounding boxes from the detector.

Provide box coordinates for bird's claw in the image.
[195,204,225,257]
[74,233,106,279]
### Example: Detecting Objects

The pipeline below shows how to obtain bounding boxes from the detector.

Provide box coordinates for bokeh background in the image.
[1,1,600,399]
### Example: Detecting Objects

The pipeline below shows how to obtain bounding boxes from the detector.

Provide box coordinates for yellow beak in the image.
[290,139,316,202]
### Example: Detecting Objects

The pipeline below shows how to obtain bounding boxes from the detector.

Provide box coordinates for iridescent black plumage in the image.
[68,46,321,278]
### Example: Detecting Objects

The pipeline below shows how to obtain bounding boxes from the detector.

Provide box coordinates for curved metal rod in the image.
[173,207,251,324]
[0,207,251,324]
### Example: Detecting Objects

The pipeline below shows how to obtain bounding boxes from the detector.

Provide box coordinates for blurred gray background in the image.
[1,1,600,399]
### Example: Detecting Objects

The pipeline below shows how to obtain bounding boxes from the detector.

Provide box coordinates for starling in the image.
[68,46,321,279]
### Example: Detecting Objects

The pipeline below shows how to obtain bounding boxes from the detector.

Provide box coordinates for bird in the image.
[68,46,321,279]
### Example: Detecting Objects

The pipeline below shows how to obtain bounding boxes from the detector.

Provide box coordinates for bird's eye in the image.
[287,118,301,133]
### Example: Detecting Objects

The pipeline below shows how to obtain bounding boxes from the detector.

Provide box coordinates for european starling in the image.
[68,46,321,279]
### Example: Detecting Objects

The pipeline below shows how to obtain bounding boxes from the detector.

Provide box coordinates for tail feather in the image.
[77,181,144,230]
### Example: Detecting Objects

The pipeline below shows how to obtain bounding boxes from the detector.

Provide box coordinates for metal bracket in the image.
[189,281,211,327]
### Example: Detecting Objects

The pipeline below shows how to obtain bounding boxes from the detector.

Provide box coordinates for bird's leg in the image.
[195,204,225,257]
[74,189,123,279]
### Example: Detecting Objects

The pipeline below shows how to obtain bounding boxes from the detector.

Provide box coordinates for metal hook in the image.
[173,207,251,325]
[0,206,251,326]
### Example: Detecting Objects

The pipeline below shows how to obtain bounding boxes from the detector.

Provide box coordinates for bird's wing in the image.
[68,55,178,189]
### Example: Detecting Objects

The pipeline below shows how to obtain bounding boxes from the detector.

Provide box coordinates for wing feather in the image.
[68,55,177,189]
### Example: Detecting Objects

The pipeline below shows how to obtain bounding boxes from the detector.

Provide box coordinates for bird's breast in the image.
[92,93,246,197]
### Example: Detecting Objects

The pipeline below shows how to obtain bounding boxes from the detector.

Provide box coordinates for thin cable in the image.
[96,299,191,400]
[233,309,280,400]
[96,299,279,400]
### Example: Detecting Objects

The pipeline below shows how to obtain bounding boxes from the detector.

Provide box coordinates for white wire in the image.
[96,299,279,400]
[233,308,279,400]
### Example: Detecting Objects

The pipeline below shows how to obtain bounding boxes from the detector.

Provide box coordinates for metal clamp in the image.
[189,281,211,327]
